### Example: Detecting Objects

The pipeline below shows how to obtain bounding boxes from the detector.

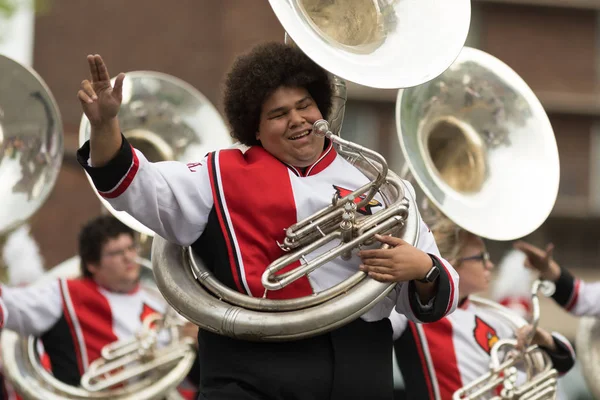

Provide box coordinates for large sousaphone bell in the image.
[396,46,560,241]
[0,54,63,277]
[149,0,471,342]
[269,0,471,89]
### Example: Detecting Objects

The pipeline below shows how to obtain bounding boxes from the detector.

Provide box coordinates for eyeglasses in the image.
[102,245,139,258]
[457,251,490,266]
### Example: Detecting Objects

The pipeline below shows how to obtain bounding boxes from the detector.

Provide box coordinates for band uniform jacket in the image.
[391,298,576,400]
[0,277,167,386]
[551,266,600,318]
[77,136,460,323]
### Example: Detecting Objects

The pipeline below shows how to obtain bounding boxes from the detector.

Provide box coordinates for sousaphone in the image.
[150,0,471,342]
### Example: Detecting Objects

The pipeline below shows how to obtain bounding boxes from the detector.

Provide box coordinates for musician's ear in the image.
[86,263,100,277]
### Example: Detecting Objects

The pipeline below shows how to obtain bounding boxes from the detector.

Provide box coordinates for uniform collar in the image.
[87,277,141,295]
[284,139,336,177]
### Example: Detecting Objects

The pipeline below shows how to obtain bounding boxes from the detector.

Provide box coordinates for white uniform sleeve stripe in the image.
[60,280,89,370]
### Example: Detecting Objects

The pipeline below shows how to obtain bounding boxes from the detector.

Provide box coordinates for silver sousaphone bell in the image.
[0,54,63,281]
[396,47,560,241]
[269,0,471,89]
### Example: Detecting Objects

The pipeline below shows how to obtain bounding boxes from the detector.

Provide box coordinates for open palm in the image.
[78,54,125,126]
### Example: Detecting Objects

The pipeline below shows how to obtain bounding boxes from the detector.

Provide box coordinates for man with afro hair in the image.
[76,42,459,400]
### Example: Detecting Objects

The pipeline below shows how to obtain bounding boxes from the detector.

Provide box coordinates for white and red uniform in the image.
[391,298,576,400]
[1,278,166,386]
[551,267,600,318]
[77,137,460,400]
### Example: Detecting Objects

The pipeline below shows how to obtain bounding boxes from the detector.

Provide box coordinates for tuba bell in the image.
[0,256,197,400]
[395,46,560,241]
[0,54,63,280]
[150,0,471,342]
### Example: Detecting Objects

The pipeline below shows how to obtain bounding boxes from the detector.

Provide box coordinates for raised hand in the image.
[513,241,560,282]
[78,54,125,127]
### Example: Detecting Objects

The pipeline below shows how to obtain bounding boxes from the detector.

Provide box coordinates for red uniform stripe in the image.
[217,147,312,299]
[422,319,463,399]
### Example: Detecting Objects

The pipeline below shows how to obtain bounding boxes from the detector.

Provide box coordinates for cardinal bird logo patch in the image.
[140,303,159,329]
[332,185,383,216]
[473,316,500,354]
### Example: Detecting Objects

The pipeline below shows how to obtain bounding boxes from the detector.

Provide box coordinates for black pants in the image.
[197,318,393,400]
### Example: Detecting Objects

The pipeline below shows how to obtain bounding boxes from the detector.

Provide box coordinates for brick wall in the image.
[479,3,598,94]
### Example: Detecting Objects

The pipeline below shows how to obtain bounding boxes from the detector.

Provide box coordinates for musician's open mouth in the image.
[289,129,312,140]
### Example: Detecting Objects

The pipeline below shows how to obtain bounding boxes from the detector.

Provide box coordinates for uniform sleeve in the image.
[539,332,576,375]
[1,281,62,336]
[77,136,214,246]
[394,181,460,323]
[497,318,575,376]
[550,267,600,318]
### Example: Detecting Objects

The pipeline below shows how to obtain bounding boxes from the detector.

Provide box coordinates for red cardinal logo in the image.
[473,316,500,354]
[332,185,382,216]
[140,303,159,329]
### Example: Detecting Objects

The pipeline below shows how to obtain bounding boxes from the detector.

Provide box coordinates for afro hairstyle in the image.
[223,42,333,146]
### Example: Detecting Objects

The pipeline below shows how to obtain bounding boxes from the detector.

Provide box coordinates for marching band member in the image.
[0,215,198,391]
[75,43,460,400]
[515,241,600,318]
[389,215,576,400]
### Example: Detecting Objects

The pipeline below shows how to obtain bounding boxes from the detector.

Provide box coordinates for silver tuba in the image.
[0,54,63,281]
[150,0,471,341]
[575,316,600,399]
[453,281,559,400]
[0,256,197,400]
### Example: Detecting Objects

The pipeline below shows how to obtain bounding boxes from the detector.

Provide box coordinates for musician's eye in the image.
[298,100,312,109]
[269,112,287,119]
